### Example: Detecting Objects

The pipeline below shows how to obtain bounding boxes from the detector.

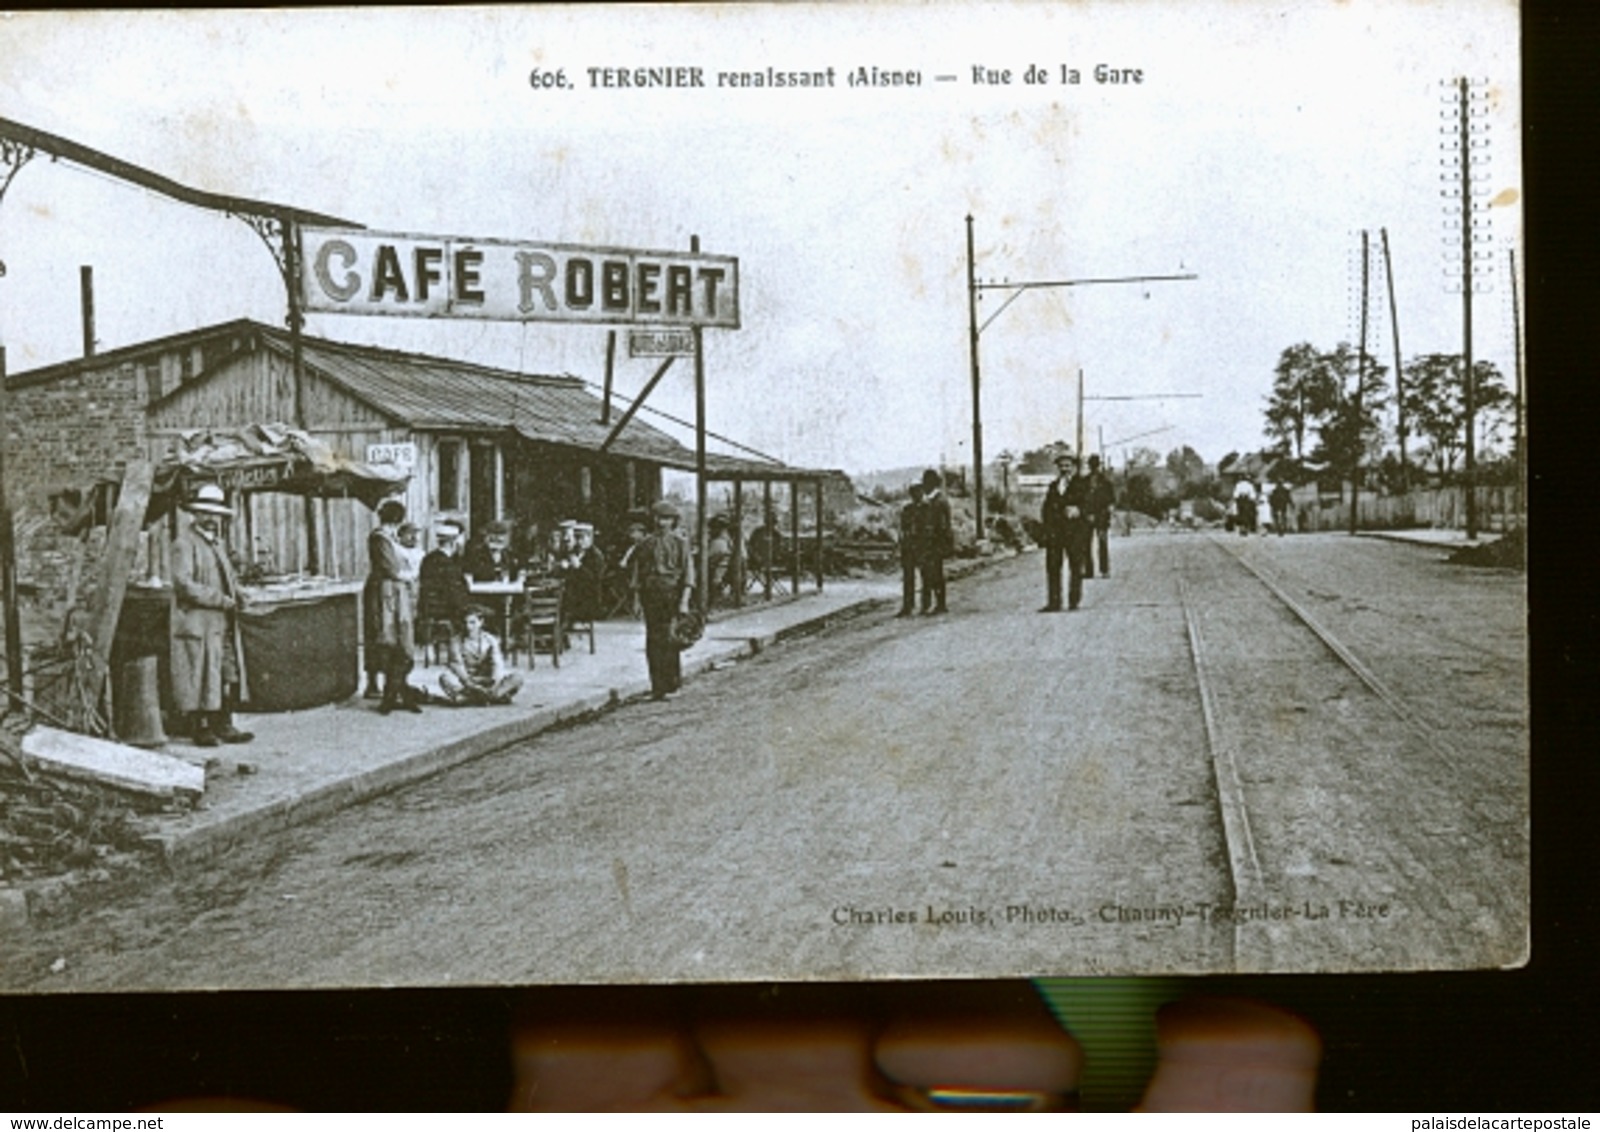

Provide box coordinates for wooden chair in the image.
[602,565,640,620]
[420,619,456,667]
[565,599,597,655]
[521,582,564,668]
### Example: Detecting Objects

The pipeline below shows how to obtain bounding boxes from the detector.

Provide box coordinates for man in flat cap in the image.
[634,500,695,700]
[170,483,254,748]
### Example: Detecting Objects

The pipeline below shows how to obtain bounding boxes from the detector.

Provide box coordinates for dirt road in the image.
[1,532,1526,989]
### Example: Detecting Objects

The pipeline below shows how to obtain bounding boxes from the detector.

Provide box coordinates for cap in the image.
[652,500,681,519]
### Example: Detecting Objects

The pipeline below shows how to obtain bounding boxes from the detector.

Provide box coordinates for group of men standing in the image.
[1039,451,1115,612]
[897,469,956,616]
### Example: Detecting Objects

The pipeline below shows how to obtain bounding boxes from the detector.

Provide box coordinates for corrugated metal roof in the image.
[255,326,811,476]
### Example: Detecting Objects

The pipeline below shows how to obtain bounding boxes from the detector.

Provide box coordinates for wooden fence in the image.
[1295,485,1524,534]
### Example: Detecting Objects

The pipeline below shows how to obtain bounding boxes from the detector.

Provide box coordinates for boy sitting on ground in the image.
[438,605,525,706]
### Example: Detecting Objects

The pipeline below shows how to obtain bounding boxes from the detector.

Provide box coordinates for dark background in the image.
[1,2,1595,1112]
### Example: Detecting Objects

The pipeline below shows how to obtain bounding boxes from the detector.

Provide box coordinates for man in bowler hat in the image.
[170,483,254,747]
[1039,451,1092,612]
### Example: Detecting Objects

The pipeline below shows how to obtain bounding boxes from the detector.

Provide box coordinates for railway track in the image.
[1177,534,1526,971]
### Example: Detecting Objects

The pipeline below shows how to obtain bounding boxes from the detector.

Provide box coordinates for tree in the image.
[1310,344,1389,485]
[1123,471,1161,517]
[1400,354,1512,480]
[1019,441,1073,475]
[1164,445,1210,498]
[1263,343,1341,459]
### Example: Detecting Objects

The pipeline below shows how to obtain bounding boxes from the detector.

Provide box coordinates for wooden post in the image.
[762,480,773,601]
[814,476,824,592]
[601,329,616,426]
[789,478,801,598]
[282,219,321,574]
[0,347,23,710]
[731,479,744,608]
[82,460,155,731]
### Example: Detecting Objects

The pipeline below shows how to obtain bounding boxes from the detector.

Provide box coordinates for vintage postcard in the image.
[0,2,1525,990]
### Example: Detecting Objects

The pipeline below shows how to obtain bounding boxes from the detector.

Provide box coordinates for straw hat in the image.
[184,483,232,516]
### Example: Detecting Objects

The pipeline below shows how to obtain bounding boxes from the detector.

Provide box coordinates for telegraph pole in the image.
[692,235,709,615]
[1453,76,1481,540]
[1508,246,1525,530]
[1350,230,1369,536]
[1380,228,1408,486]
[963,215,1197,538]
[965,215,985,534]
[1076,369,1085,459]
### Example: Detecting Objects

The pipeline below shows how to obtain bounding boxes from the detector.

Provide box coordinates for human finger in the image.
[1136,996,1321,1112]
[873,981,1084,1110]
[509,987,706,1111]
[685,985,894,1111]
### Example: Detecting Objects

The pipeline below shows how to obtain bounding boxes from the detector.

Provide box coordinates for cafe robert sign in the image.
[299,227,740,329]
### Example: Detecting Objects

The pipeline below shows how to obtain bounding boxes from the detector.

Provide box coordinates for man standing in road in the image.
[635,499,695,700]
[1039,451,1092,612]
[896,482,925,618]
[170,483,254,748]
[1269,481,1293,536]
[918,469,953,614]
[1084,454,1116,578]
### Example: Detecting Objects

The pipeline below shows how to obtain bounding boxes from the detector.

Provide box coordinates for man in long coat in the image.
[365,499,421,715]
[1039,451,1092,612]
[170,483,253,747]
[918,469,953,614]
[897,483,926,617]
[1084,454,1117,578]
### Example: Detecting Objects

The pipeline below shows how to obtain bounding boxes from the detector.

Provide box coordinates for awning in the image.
[146,422,407,520]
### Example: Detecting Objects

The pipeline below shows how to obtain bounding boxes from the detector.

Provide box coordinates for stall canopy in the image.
[146,422,407,520]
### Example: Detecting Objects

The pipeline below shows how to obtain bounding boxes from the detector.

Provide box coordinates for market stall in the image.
[127,423,407,714]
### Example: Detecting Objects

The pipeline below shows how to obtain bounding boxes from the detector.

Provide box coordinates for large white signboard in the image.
[301,227,740,328]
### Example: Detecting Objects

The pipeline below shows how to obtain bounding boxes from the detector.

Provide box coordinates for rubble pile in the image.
[0,729,165,883]
[1448,527,1526,570]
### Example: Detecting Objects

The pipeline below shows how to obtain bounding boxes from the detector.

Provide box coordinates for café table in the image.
[466,576,525,649]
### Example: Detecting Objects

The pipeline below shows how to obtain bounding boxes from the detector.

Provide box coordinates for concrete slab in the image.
[21,725,205,798]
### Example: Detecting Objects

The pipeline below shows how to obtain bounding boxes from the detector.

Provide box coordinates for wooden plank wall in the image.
[145,350,412,583]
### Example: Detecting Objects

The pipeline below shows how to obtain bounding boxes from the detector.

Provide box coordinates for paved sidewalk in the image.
[144,577,902,865]
[1353,527,1507,550]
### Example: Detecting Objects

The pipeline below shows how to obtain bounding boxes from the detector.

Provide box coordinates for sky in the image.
[0,3,1522,476]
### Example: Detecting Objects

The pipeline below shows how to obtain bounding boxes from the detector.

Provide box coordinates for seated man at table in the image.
[417,519,471,655]
[562,522,607,624]
[438,605,524,706]
[464,519,518,583]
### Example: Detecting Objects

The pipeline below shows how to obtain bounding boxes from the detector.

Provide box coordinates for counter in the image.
[238,579,363,712]
[114,578,363,715]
